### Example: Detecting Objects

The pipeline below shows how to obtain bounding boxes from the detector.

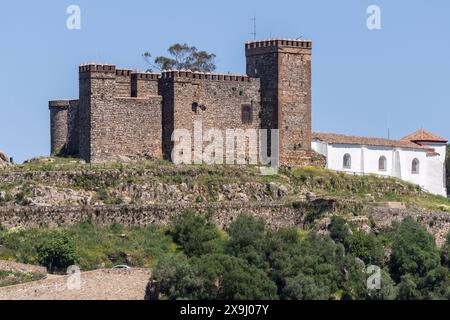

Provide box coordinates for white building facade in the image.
[312,129,448,197]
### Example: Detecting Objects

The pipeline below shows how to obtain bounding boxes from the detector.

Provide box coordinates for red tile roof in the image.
[312,132,436,154]
[401,129,448,143]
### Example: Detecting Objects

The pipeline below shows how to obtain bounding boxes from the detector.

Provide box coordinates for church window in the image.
[343,154,351,169]
[412,158,420,174]
[379,156,387,171]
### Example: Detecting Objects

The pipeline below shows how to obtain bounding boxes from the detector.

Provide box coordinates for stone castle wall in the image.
[49,100,69,155]
[246,40,313,166]
[50,39,315,166]
[160,71,262,162]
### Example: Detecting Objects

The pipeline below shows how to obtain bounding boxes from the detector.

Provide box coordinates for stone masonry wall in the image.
[246,40,313,166]
[160,71,262,163]
[67,100,80,156]
[78,65,163,163]
[49,101,69,155]
[1,200,450,245]
[51,39,315,165]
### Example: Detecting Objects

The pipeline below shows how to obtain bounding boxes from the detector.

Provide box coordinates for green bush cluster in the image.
[150,213,450,300]
[1,212,450,299]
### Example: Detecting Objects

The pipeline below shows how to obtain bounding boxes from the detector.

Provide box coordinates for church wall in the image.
[313,141,446,196]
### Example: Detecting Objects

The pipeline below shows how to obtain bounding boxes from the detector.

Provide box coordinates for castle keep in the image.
[49,39,313,165]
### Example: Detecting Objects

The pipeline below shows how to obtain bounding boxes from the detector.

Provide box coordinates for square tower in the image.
[246,39,312,166]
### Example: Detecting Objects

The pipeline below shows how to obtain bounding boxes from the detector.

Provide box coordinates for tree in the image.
[143,43,216,72]
[346,231,385,266]
[389,217,440,282]
[275,234,347,300]
[36,232,79,273]
[366,269,398,300]
[397,274,422,300]
[328,216,350,244]
[226,215,267,269]
[169,211,223,257]
[149,254,278,300]
[149,255,202,300]
[440,231,450,269]
[283,273,330,300]
[192,254,278,300]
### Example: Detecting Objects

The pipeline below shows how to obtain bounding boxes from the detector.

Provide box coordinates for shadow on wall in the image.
[446,144,450,196]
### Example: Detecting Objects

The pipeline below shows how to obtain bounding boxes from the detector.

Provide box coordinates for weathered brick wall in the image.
[49,100,69,155]
[160,71,261,163]
[246,40,313,166]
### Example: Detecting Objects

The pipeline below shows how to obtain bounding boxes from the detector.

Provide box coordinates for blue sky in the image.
[0,0,449,163]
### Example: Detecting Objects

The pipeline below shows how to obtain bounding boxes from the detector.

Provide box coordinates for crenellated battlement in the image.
[51,38,313,165]
[49,100,70,109]
[161,70,252,82]
[131,72,160,81]
[79,64,116,73]
[245,38,312,50]
[116,69,134,77]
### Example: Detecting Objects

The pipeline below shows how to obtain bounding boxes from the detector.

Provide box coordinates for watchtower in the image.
[245,39,313,166]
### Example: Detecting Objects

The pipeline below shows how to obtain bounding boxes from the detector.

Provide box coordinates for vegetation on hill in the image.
[0,270,45,288]
[1,157,449,212]
[1,213,450,299]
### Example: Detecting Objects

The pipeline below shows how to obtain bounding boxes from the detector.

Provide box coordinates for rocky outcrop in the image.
[0,151,9,168]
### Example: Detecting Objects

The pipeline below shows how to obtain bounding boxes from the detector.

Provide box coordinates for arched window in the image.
[378,156,387,171]
[412,158,420,174]
[343,154,351,169]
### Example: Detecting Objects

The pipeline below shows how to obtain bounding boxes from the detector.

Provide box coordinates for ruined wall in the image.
[49,100,69,155]
[246,39,313,166]
[160,71,261,163]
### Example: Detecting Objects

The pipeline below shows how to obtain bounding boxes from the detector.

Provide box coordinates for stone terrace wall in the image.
[1,200,450,246]
[0,201,310,229]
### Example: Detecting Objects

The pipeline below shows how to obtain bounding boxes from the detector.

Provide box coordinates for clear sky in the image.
[0,0,449,163]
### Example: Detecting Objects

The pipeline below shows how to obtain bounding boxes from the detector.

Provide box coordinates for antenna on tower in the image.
[387,112,391,140]
[250,15,257,40]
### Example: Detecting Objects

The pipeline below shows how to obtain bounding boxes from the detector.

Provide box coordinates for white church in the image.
[312,129,448,197]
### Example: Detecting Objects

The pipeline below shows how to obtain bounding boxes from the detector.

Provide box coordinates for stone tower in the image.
[49,100,70,155]
[78,64,117,162]
[245,39,312,166]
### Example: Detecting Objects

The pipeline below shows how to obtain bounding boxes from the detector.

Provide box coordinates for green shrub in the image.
[150,255,201,300]
[346,231,385,266]
[37,232,79,273]
[169,211,223,257]
[389,217,440,282]
[226,215,267,269]
[328,216,350,244]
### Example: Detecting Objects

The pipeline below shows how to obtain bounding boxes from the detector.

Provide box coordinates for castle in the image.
[49,38,447,196]
[49,39,313,166]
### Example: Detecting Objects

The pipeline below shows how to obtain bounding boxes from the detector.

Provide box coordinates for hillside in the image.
[0,157,450,243]
[1,158,450,300]
[0,157,447,208]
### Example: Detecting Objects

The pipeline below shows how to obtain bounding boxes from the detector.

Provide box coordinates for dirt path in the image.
[0,268,151,300]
